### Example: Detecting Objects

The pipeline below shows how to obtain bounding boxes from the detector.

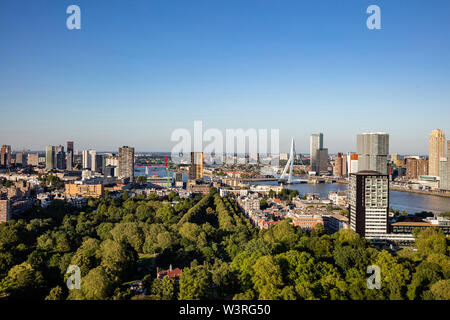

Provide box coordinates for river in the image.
[134,168,450,215]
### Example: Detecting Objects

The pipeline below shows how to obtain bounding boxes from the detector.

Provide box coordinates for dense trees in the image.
[0,189,448,300]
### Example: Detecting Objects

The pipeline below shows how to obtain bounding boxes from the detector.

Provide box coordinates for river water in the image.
[135,168,450,215]
[252,181,450,215]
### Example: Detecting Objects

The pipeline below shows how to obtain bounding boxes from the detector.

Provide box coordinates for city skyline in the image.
[1,1,450,153]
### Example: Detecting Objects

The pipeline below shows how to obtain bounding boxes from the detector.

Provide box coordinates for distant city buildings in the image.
[428,129,445,177]
[349,170,389,238]
[356,132,389,175]
[118,146,135,180]
[309,133,328,175]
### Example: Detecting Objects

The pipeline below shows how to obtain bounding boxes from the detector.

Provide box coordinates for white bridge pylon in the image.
[280,138,295,183]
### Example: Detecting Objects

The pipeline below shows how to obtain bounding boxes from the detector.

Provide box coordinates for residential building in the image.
[65,183,104,198]
[15,152,24,166]
[440,157,448,190]
[0,145,12,167]
[291,214,324,230]
[405,157,428,179]
[157,266,182,281]
[349,171,389,238]
[118,146,135,180]
[0,200,11,223]
[428,129,445,177]
[27,153,39,167]
[333,153,347,177]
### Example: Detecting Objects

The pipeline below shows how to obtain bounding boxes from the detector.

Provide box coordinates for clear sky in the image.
[0,0,449,154]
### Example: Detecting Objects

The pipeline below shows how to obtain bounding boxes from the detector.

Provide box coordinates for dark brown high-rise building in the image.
[405,157,428,179]
[1,145,11,167]
[333,153,347,177]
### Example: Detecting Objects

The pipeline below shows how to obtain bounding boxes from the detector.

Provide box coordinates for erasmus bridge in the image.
[278,138,308,184]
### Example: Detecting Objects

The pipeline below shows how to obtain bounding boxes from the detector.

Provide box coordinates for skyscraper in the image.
[67,141,74,170]
[333,153,347,177]
[82,149,97,170]
[356,132,389,174]
[448,141,450,190]
[349,171,389,238]
[310,133,328,175]
[118,146,135,180]
[46,145,55,169]
[15,152,24,166]
[55,145,65,170]
[428,129,445,177]
[439,157,448,190]
[46,145,65,170]
[82,150,90,169]
[189,152,203,180]
[1,145,12,167]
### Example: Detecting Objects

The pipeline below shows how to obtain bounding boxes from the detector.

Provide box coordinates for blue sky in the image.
[0,0,449,154]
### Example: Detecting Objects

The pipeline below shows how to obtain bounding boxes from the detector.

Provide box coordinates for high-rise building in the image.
[0,200,11,223]
[95,154,103,173]
[46,145,65,170]
[428,129,446,177]
[27,153,39,167]
[439,157,448,190]
[118,146,135,180]
[82,149,97,170]
[67,141,74,170]
[333,153,347,177]
[405,157,428,179]
[46,145,55,169]
[448,141,450,190]
[349,171,389,238]
[347,153,359,177]
[15,152,24,166]
[1,145,12,167]
[356,132,389,174]
[310,133,328,175]
[189,152,203,180]
[55,145,65,170]
[82,150,90,169]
